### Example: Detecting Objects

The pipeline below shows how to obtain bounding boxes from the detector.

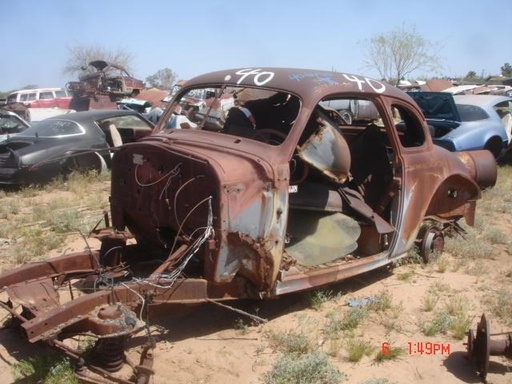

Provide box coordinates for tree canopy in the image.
[362,24,443,86]
[62,44,134,78]
[145,68,177,90]
[465,71,477,80]
[501,63,512,77]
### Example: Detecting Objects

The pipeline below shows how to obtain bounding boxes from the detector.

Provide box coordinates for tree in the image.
[465,71,477,80]
[62,44,134,78]
[362,24,443,86]
[145,68,177,90]
[501,63,512,77]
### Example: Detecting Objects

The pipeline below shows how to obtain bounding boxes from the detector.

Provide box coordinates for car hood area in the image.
[408,91,461,122]
[0,136,90,168]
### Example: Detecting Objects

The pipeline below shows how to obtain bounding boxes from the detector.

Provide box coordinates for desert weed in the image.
[342,307,369,330]
[308,288,338,310]
[375,345,405,362]
[13,353,78,384]
[435,255,450,273]
[345,339,375,362]
[367,291,393,312]
[421,311,452,336]
[488,290,512,325]
[267,330,311,354]
[445,294,469,317]
[264,350,344,384]
[450,313,472,340]
[445,234,494,259]
[421,292,439,312]
[396,271,414,281]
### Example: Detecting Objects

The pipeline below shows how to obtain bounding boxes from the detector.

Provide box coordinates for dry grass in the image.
[0,171,110,267]
[487,290,512,326]
[345,339,375,362]
[444,165,512,261]
[421,292,439,312]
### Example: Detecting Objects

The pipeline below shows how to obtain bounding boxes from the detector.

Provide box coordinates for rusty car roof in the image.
[185,67,408,103]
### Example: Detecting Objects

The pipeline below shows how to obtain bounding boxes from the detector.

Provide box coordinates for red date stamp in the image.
[381,341,451,356]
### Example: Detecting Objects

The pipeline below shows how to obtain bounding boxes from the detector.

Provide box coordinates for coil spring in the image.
[95,336,126,372]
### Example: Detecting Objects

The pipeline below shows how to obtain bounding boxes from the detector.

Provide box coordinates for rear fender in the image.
[426,174,480,226]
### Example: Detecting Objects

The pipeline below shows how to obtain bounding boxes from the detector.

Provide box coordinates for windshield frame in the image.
[154,83,302,148]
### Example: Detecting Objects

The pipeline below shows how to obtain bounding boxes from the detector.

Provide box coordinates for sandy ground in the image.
[0,209,511,383]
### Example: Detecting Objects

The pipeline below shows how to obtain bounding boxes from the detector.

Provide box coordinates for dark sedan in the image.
[0,109,154,185]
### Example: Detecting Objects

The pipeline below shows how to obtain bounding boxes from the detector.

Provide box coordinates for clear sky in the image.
[1,0,511,92]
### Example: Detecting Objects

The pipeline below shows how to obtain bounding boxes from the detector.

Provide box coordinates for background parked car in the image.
[5,87,71,109]
[408,92,512,158]
[1,87,74,123]
[0,109,154,185]
[67,60,146,112]
[0,111,30,142]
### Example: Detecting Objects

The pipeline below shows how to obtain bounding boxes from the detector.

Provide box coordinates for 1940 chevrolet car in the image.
[0,68,497,383]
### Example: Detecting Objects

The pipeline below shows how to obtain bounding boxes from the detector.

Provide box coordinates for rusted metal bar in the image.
[0,300,28,323]
[206,298,268,323]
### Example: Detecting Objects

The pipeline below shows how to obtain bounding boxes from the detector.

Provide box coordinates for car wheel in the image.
[484,137,503,158]
[416,223,444,263]
[64,152,107,176]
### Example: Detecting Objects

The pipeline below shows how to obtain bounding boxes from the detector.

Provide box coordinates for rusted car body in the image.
[0,68,497,382]
[67,60,145,111]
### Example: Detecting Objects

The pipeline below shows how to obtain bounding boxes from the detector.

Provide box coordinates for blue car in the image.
[408,92,512,158]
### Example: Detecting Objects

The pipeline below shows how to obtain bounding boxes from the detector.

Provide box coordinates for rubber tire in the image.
[484,136,503,159]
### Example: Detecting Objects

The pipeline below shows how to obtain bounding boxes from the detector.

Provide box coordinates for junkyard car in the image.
[5,87,71,109]
[0,110,30,142]
[0,109,153,185]
[67,60,145,112]
[408,92,512,158]
[0,68,497,383]
[1,87,74,122]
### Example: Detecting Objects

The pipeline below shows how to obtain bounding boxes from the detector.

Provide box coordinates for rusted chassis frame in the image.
[0,233,397,347]
[0,249,217,343]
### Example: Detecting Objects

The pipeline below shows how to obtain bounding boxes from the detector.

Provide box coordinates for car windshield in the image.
[18,119,84,138]
[0,115,28,134]
[98,114,154,130]
[158,85,301,146]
